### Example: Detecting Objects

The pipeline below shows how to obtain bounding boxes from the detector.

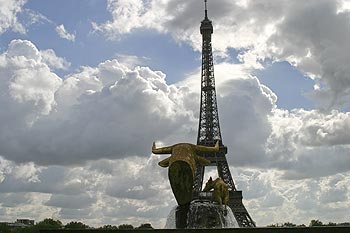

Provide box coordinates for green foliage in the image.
[64,221,89,229]
[338,222,350,226]
[118,223,134,230]
[326,222,337,226]
[100,224,119,230]
[6,217,350,232]
[15,227,37,233]
[0,223,11,233]
[282,222,297,227]
[310,219,323,227]
[267,223,280,227]
[36,218,62,229]
[267,222,296,228]
[137,223,153,229]
[269,220,350,228]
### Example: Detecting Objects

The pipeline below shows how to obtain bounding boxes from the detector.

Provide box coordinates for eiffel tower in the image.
[192,0,256,227]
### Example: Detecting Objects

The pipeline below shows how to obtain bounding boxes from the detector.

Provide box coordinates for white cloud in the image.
[1,155,349,227]
[0,40,197,165]
[94,0,350,109]
[115,53,150,69]
[0,39,62,127]
[20,8,52,26]
[41,49,71,70]
[1,36,350,227]
[265,109,350,179]
[0,0,26,34]
[55,24,76,42]
[1,38,349,176]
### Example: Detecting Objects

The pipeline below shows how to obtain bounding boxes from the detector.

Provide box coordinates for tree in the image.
[338,222,350,226]
[309,219,323,226]
[100,224,118,230]
[0,223,11,233]
[118,224,134,230]
[267,223,281,227]
[137,223,153,229]
[31,218,62,232]
[65,221,89,229]
[282,222,296,227]
[267,222,296,228]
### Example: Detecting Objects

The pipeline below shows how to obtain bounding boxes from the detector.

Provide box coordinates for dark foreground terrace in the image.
[41,226,350,233]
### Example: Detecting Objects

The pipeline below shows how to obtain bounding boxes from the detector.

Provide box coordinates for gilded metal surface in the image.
[152,142,218,205]
[203,177,229,209]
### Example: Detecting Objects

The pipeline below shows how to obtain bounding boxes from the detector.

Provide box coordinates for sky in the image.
[0,0,350,228]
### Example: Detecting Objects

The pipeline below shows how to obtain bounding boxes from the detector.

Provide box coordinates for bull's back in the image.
[214,181,229,201]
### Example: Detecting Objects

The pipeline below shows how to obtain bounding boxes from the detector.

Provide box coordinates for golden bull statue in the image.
[152,141,219,205]
[203,176,229,211]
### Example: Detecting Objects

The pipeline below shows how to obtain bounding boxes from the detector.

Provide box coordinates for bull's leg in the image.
[218,196,222,209]
[223,193,229,208]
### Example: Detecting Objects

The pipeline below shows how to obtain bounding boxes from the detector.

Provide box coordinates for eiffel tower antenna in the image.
[193,0,256,227]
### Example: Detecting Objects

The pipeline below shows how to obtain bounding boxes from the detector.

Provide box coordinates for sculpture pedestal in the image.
[165,200,238,229]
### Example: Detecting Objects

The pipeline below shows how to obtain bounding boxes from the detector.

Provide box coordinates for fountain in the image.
[165,200,238,229]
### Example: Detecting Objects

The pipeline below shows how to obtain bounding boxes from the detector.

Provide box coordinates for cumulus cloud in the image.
[115,53,150,69]
[94,0,350,109]
[41,49,71,70]
[2,155,349,227]
[0,39,197,165]
[232,168,350,225]
[55,24,76,42]
[266,109,350,179]
[1,39,349,176]
[218,75,276,166]
[0,155,174,227]
[1,37,350,227]
[0,39,62,128]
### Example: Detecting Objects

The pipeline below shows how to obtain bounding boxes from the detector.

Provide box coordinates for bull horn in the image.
[197,156,211,166]
[158,157,171,167]
[195,141,220,153]
[152,142,173,154]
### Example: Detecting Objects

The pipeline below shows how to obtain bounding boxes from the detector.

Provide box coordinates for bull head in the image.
[152,141,219,167]
[152,141,219,205]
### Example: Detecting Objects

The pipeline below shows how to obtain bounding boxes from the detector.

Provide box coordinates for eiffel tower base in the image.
[229,190,256,227]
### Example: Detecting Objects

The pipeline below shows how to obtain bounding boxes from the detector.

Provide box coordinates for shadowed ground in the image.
[41,226,350,233]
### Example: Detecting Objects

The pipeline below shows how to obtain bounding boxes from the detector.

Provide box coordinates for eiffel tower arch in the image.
[192,0,256,227]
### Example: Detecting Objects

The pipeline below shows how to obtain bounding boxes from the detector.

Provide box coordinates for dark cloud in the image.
[0,162,85,195]
[45,194,96,209]
[0,193,32,207]
[219,77,275,167]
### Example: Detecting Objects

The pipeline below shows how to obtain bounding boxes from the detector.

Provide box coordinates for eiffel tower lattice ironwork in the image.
[192,0,256,228]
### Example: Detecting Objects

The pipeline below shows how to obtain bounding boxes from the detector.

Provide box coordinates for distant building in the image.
[6,219,35,229]
[15,219,35,226]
